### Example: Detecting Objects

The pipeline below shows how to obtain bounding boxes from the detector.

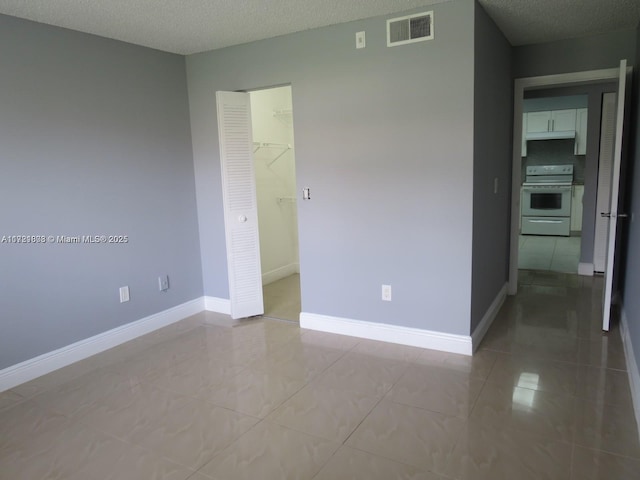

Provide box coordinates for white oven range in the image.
[521,165,574,236]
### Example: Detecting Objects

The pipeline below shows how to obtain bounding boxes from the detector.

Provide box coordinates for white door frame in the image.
[508,66,629,295]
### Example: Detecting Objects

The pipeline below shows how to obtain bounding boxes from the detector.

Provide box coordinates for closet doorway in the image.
[249,86,301,322]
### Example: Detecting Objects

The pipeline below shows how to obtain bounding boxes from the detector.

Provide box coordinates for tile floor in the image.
[519,234,581,273]
[1,272,639,479]
[263,274,301,322]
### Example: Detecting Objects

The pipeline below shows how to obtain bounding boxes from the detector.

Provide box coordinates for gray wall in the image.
[622,25,640,383]
[0,15,203,369]
[187,0,476,335]
[513,28,637,78]
[470,3,512,333]
[524,84,617,264]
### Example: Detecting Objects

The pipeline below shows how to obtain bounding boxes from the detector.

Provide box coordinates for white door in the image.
[216,91,264,319]
[602,60,629,331]
[593,92,617,273]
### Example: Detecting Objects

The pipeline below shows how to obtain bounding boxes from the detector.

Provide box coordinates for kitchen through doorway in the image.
[517,84,616,277]
[249,86,301,322]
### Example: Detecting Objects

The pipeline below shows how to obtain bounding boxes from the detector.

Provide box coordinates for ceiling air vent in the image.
[387,11,433,47]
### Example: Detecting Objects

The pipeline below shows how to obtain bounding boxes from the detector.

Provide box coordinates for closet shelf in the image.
[273,108,293,118]
[253,142,293,166]
[273,108,293,125]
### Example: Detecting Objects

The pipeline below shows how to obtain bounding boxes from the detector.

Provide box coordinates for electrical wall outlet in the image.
[158,275,169,292]
[119,286,130,303]
[382,284,392,301]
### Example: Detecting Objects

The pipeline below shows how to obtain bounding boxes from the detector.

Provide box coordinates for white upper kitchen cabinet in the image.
[523,109,581,157]
[526,111,552,133]
[551,109,577,131]
[526,109,577,134]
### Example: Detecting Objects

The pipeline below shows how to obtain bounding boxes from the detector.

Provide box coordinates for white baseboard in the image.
[621,308,640,437]
[300,312,472,356]
[578,263,595,276]
[471,283,507,352]
[0,298,205,392]
[204,296,231,314]
[262,263,299,286]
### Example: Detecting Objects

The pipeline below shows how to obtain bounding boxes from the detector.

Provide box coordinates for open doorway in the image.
[249,86,301,322]
[509,67,626,292]
[518,93,588,275]
[509,62,631,331]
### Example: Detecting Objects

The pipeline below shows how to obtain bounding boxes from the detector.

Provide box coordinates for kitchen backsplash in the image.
[522,139,585,183]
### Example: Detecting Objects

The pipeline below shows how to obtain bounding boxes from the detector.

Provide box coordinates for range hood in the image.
[525,130,576,141]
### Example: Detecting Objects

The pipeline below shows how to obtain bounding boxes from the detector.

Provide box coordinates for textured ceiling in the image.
[0,0,448,54]
[479,0,640,47]
[0,0,638,54]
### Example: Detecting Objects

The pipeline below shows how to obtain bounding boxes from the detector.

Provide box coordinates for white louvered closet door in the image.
[216,91,264,319]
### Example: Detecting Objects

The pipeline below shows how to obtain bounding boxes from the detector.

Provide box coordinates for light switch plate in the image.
[119,286,130,303]
[356,31,365,49]
[382,284,392,301]
[158,275,169,292]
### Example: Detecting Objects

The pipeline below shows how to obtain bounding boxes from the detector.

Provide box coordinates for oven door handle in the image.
[528,219,564,224]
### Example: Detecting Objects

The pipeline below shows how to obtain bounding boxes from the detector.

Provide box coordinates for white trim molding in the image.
[578,263,595,276]
[0,298,204,392]
[471,283,507,352]
[300,312,472,355]
[262,263,299,286]
[621,308,640,436]
[204,296,231,314]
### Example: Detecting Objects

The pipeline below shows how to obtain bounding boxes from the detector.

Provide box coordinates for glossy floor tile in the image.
[313,446,445,480]
[198,421,338,480]
[268,382,379,442]
[518,234,580,273]
[1,271,638,479]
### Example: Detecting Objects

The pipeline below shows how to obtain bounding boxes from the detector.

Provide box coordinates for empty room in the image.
[2,1,640,479]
